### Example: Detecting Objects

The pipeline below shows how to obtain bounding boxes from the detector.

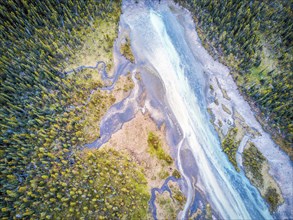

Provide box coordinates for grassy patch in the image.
[222,89,231,100]
[147,132,173,165]
[243,142,284,212]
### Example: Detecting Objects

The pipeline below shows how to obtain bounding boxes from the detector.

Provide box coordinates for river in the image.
[91,0,293,219]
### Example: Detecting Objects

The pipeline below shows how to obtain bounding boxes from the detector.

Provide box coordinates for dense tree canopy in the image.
[0,1,151,219]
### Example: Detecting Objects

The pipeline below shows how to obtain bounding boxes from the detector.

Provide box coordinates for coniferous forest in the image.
[175,0,292,156]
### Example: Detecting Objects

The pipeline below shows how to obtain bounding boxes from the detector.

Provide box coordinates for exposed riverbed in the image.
[89,0,293,219]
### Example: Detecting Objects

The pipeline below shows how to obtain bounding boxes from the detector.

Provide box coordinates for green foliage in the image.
[120,37,135,63]
[243,143,265,187]
[172,169,181,179]
[175,0,293,152]
[221,128,240,171]
[265,186,281,212]
[147,132,173,165]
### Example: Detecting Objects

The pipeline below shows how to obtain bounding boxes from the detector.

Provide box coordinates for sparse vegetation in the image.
[156,192,177,220]
[123,72,135,92]
[214,98,219,105]
[205,204,212,220]
[169,183,186,207]
[156,181,186,219]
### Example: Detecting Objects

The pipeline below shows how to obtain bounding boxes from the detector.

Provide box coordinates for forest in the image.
[1,0,292,219]
[0,0,150,219]
[175,0,292,157]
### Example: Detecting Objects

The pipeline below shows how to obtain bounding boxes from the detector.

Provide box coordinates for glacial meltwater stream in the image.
[102,0,293,219]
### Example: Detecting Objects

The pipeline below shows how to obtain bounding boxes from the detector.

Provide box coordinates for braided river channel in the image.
[90,0,293,219]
